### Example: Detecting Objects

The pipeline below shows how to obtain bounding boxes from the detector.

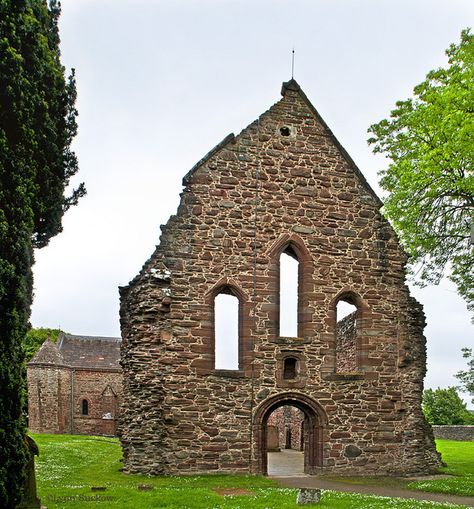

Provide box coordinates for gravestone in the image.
[17,436,42,509]
[297,488,321,505]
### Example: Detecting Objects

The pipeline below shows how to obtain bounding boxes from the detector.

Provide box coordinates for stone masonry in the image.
[119,79,441,476]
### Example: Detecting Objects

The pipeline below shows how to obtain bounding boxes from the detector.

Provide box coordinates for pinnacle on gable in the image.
[281,78,301,96]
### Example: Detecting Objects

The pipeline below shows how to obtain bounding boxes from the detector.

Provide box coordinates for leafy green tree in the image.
[422,387,472,425]
[0,1,84,506]
[456,348,474,404]
[368,29,474,318]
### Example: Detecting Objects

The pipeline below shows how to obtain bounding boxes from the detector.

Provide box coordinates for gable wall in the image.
[119,85,440,475]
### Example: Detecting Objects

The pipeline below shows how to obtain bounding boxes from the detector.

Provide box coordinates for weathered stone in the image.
[297,488,321,505]
[292,225,314,235]
[344,444,362,458]
[17,436,42,509]
[119,79,441,477]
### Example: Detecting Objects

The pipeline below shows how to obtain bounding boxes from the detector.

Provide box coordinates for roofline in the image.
[182,133,235,186]
[58,332,122,343]
[27,362,121,373]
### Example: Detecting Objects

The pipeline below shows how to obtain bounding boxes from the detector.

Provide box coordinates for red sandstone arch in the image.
[253,392,327,475]
[200,278,252,375]
[266,234,314,339]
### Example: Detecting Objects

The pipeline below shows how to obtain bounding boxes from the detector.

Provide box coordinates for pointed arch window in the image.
[214,288,239,370]
[335,294,359,373]
[279,247,299,337]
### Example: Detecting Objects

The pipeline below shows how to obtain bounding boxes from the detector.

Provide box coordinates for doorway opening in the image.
[266,405,304,475]
[253,393,327,475]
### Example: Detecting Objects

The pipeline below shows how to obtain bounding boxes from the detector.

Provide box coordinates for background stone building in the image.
[27,333,122,436]
[119,79,440,476]
[267,406,304,451]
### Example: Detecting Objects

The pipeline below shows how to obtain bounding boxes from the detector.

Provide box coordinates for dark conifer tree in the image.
[0,1,84,506]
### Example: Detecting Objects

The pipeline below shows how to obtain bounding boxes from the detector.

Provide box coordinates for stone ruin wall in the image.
[119,81,441,476]
[267,406,304,450]
[336,311,357,373]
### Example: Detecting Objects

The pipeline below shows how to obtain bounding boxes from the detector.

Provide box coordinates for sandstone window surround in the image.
[267,233,313,341]
[275,351,307,388]
[196,279,253,377]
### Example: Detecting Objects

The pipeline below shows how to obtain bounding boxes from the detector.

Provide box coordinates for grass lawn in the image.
[407,440,474,497]
[31,433,469,509]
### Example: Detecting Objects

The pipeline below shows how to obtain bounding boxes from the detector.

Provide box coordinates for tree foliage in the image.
[23,327,61,364]
[456,348,474,404]
[0,1,84,506]
[368,29,474,318]
[422,387,473,425]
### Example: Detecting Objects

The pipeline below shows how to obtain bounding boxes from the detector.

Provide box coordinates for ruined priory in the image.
[119,79,441,476]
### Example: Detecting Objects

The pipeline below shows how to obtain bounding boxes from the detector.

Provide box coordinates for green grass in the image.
[408,440,474,497]
[31,433,469,509]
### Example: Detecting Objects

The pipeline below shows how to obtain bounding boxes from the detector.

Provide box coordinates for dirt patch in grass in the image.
[213,488,256,496]
[406,474,455,481]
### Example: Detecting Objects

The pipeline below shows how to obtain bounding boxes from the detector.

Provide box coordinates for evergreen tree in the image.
[0,1,84,506]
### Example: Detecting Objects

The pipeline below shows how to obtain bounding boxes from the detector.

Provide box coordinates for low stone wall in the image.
[432,426,474,441]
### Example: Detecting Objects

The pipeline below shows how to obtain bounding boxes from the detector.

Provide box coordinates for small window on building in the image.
[214,291,239,370]
[283,357,297,380]
[280,248,299,337]
[336,297,358,373]
[81,399,89,416]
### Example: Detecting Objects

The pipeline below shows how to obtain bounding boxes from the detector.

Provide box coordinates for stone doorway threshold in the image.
[268,449,307,477]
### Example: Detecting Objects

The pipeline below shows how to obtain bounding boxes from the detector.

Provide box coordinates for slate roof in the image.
[29,333,121,370]
[30,338,64,365]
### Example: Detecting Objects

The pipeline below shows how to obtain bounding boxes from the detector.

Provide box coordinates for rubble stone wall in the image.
[119,80,441,476]
[336,312,357,373]
[432,426,474,441]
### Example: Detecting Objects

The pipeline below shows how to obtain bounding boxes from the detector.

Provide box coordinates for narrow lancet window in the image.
[214,292,239,370]
[279,249,298,337]
[81,399,89,416]
[336,298,358,372]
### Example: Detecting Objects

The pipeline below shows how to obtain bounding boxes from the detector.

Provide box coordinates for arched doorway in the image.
[253,393,327,475]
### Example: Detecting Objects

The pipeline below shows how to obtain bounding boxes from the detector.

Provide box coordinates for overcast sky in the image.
[30,0,473,403]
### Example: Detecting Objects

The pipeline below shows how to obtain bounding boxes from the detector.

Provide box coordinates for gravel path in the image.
[272,476,474,507]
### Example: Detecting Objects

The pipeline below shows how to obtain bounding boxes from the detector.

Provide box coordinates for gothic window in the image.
[81,399,89,416]
[336,295,359,373]
[214,289,239,370]
[279,247,299,337]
